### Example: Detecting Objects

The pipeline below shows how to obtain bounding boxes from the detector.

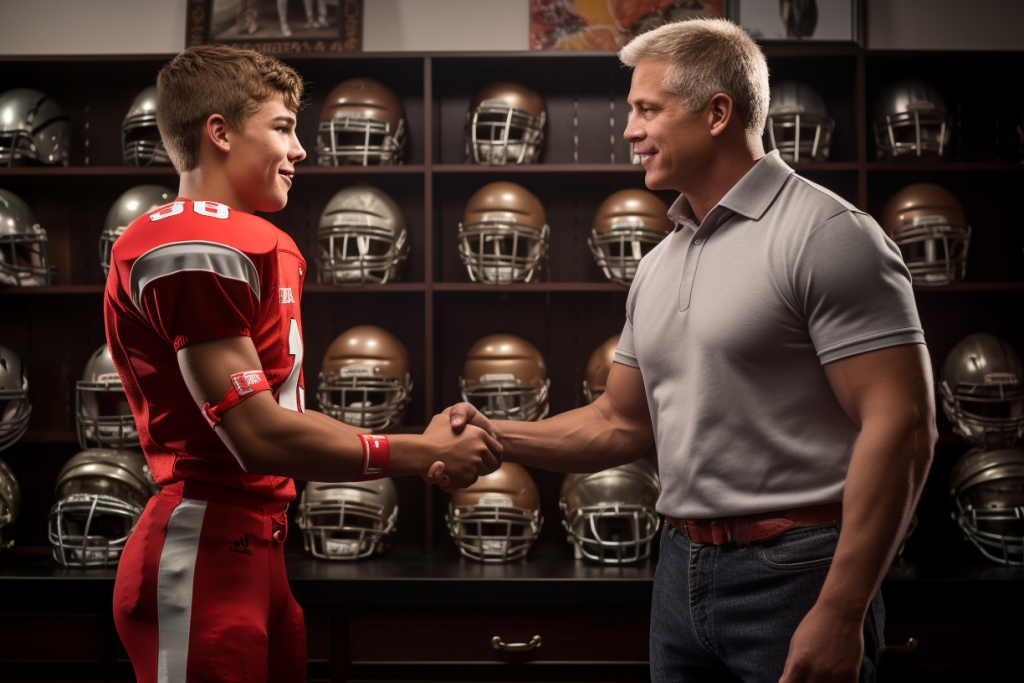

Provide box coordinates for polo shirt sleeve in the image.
[614,274,641,369]
[794,210,925,365]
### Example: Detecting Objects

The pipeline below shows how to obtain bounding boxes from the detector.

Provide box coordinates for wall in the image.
[0,0,1021,55]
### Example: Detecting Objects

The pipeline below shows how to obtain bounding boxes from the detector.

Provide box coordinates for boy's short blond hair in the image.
[156,45,305,172]
[619,18,769,153]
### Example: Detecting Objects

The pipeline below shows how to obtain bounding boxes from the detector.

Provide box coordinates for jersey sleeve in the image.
[129,241,263,352]
[794,211,925,365]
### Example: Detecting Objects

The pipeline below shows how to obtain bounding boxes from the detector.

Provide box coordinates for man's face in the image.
[224,92,306,213]
[624,60,710,192]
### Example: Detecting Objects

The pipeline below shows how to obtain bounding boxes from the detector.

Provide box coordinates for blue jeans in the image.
[651,524,884,682]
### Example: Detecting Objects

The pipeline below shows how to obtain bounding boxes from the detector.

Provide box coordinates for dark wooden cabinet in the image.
[1,45,1023,681]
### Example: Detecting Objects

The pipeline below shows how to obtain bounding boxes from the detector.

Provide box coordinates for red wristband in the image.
[356,434,390,481]
[202,371,272,428]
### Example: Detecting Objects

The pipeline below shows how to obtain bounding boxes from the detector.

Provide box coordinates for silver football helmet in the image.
[873,79,952,159]
[763,81,834,162]
[939,333,1024,450]
[76,344,139,449]
[0,188,55,287]
[100,185,174,277]
[0,88,70,166]
[0,458,20,551]
[296,478,398,560]
[48,448,152,567]
[0,343,32,451]
[122,86,171,167]
[465,81,546,165]
[951,447,1024,566]
[560,460,661,564]
[316,185,409,285]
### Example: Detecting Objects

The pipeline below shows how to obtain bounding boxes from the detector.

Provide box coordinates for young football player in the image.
[105,45,500,683]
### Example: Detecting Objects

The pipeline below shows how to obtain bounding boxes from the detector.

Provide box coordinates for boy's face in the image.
[226,92,305,213]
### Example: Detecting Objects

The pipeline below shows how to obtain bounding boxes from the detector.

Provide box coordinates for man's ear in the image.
[206,114,231,154]
[707,93,734,138]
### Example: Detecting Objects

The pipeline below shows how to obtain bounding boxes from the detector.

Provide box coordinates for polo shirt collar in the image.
[665,150,794,228]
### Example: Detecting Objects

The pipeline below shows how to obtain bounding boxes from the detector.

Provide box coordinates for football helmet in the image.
[316,184,409,285]
[763,81,834,162]
[950,447,1024,566]
[297,478,398,560]
[317,78,406,166]
[588,189,672,284]
[560,459,661,564]
[0,458,20,551]
[76,344,138,449]
[457,181,549,284]
[460,333,549,422]
[317,325,412,431]
[583,335,620,404]
[0,88,70,166]
[880,183,970,286]
[939,333,1024,449]
[100,185,174,277]
[0,343,32,451]
[122,86,170,167]
[447,463,543,562]
[465,81,546,165]
[48,448,152,567]
[873,79,952,159]
[0,188,55,286]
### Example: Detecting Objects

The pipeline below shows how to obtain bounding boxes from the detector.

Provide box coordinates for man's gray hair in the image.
[619,18,769,152]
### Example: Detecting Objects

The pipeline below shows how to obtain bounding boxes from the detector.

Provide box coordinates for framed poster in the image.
[186,0,362,54]
[531,0,728,51]
[735,0,864,44]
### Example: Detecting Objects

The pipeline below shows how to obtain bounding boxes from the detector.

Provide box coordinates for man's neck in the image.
[681,149,762,225]
[177,169,255,214]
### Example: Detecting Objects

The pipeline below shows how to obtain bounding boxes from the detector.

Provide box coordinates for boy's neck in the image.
[177,169,255,214]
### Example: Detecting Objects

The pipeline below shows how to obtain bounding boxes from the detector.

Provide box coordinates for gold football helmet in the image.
[458,182,549,284]
[317,78,406,166]
[880,183,970,286]
[460,334,549,422]
[583,335,620,404]
[588,189,672,284]
[465,81,546,165]
[447,463,543,562]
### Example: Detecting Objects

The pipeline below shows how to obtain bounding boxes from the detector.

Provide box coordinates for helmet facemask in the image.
[458,220,549,284]
[76,380,139,449]
[763,112,834,162]
[465,102,545,165]
[317,369,410,431]
[298,492,398,560]
[561,501,660,564]
[588,219,666,285]
[123,112,170,167]
[446,502,542,562]
[48,493,142,567]
[954,477,1024,566]
[317,116,405,166]
[460,375,549,422]
[940,381,1024,450]
[316,224,408,285]
[874,108,952,159]
[891,217,970,286]
[0,231,54,286]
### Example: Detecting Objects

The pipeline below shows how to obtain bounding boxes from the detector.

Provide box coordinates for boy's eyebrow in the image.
[273,115,296,125]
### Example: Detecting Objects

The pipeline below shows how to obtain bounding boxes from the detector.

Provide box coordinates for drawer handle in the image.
[492,635,542,652]
[883,637,918,654]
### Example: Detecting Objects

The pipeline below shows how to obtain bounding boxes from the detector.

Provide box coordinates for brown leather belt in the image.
[665,502,842,547]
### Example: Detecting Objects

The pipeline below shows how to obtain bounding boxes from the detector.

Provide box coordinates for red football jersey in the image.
[104,199,305,500]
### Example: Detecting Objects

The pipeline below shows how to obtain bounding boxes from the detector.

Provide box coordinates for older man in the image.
[451,17,935,683]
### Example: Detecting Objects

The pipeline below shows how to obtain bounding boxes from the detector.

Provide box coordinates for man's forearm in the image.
[816,416,935,620]
[495,401,653,473]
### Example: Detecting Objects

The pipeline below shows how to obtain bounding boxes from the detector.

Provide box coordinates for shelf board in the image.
[0,166,177,177]
[914,282,1024,292]
[0,285,104,294]
[295,164,426,175]
[867,162,1023,172]
[433,282,626,292]
[304,283,426,293]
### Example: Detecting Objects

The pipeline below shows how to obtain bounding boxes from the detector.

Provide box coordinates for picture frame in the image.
[185,0,362,54]
[731,0,865,46]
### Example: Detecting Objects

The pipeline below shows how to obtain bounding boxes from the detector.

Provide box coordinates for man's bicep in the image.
[823,344,934,428]
[176,336,266,409]
[600,361,653,438]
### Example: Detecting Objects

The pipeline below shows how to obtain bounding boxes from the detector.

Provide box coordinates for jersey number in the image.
[279,318,304,412]
[150,201,230,222]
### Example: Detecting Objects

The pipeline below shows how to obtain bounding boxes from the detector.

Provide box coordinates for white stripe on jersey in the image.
[156,498,207,683]
[129,240,261,310]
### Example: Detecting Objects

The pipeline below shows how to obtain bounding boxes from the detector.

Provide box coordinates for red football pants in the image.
[113,480,306,682]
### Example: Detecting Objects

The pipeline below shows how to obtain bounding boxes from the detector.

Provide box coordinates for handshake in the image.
[417,402,503,492]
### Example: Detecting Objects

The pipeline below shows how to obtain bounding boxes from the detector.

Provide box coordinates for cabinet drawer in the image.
[883,621,1024,669]
[0,614,101,662]
[349,613,649,664]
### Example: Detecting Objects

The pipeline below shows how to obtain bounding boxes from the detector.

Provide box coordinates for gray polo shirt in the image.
[615,151,925,519]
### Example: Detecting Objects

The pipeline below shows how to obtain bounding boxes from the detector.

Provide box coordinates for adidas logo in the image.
[228,534,253,557]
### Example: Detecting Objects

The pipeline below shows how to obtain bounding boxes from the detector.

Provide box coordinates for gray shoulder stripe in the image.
[129,241,261,310]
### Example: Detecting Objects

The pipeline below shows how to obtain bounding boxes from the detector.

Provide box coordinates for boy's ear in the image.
[206,114,231,153]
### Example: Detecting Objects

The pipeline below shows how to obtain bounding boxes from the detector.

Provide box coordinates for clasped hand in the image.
[419,402,500,491]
